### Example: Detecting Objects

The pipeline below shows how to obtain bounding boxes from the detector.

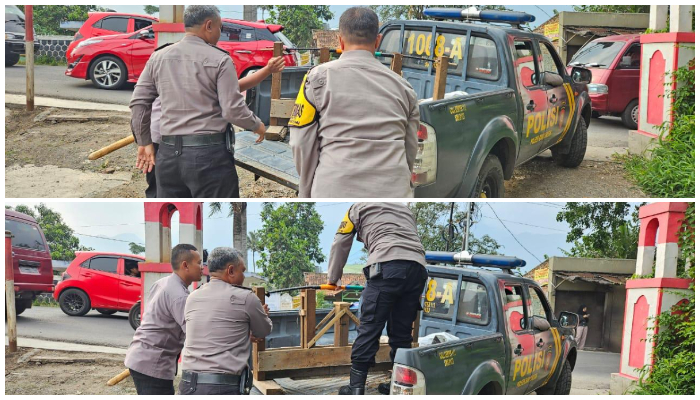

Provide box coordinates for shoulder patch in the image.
[210,44,230,55]
[289,73,318,128]
[154,42,173,52]
[337,211,356,235]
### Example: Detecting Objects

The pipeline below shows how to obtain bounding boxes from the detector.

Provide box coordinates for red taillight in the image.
[417,125,429,141]
[394,366,418,386]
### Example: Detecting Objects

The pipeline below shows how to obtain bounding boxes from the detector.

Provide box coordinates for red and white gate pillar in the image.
[611,202,692,393]
[629,5,694,155]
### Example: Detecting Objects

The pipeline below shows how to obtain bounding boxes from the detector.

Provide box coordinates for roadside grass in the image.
[32,296,59,307]
[18,54,66,66]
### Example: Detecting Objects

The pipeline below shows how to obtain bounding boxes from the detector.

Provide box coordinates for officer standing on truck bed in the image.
[327,203,428,395]
[130,5,266,198]
[179,247,272,395]
[289,7,420,198]
[124,244,203,395]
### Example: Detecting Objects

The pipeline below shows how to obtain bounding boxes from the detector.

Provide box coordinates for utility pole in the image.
[25,5,34,111]
[6,231,18,353]
[243,5,257,22]
[462,202,472,253]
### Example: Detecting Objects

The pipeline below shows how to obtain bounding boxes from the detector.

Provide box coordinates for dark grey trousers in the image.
[178,380,241,395]
[155,142,239,198]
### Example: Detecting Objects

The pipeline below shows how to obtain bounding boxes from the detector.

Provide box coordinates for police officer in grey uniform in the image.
[180,247,272,395]
[130,5,266,198]
[327,203,427,395]
[124,244,203,395]
[289,7,420,198]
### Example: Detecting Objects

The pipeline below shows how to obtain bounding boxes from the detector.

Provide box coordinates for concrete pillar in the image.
[155,5,185,47]
[648,5,669,31]
[669,5,693,33]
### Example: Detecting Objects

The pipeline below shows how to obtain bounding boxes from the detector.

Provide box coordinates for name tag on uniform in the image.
[289,74,318,128]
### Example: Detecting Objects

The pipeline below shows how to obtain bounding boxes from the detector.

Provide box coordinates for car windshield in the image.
[569,41,625,68]
[5,5,25,20]
[274,31,295,48]
[6,219,46,252]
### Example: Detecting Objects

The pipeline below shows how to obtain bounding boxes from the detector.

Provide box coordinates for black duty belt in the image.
[182,370,240,385]
[161,132,226,147]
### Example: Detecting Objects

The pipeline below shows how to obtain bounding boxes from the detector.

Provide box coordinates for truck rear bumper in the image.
[14,283,53,296]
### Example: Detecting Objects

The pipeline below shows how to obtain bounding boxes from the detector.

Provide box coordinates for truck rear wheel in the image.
[15,300,29,316]
[621,99,639,130]
[6,52,20,67]
[552,118,587,168]
[472,154,505,198]
[129,301,141,330]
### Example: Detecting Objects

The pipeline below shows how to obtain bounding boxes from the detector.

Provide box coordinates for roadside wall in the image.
[36,35,73,61]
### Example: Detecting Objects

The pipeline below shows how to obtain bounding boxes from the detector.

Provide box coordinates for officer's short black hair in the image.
[184,5,220,28]
[339,7,379,46]
[171,243,198,270]
[208,247,245,274]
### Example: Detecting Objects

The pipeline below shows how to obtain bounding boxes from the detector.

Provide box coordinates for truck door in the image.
[535,41,572,151]
[607,42,640,116]
[501,282,535,394]
[526,285,561,393]
[512,39,547,162]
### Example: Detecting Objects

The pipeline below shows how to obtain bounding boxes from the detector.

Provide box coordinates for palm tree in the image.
[247,230,262,273]
[209,202,248,266]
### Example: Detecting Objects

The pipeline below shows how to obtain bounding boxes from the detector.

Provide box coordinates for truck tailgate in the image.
[393,332,506,394]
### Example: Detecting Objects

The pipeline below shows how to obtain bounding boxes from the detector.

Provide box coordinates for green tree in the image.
[256,203,325,289]
[409,202,502,255]
[556,202,638,259]
[263,5,333,47]
[18,5,101,35]
[129,242,146,255]
[247,230,262,273]
[143,5,159,15]
[7,204,92,261]
[370,5,511,22]
[573,5,650,13]
[209,202,248,265]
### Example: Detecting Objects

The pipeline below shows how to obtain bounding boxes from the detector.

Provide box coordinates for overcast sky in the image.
[5,201,578,272]
[103,5,572,29]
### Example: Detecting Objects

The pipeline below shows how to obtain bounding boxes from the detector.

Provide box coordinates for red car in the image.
[567,34,641,129]
[54,251,144,317]
[65,16,297,90]
[5,210,54,316]
[66,12,158,59]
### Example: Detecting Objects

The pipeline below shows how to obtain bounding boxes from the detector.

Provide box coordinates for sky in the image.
[103,5,572,29]
[5,201,576,272]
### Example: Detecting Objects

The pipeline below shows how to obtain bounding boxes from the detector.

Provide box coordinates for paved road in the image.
[571,351,620,395]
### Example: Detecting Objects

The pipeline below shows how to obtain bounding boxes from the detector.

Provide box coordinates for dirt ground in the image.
[5,105,646,198]
[4,105,295,198]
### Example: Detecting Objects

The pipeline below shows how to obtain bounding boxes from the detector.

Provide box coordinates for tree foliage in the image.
[573,5,650,13]
[247,230,262,273]
[129,242,146,255]
[556,202,639,259]
[18,5,102,36]
[262,5,333,47]
[256,203,326,289]
[143,5,159,16]
[370,5,511,22]
[7,204,92,261]
[408,203,502,255]
[209,202,248,265]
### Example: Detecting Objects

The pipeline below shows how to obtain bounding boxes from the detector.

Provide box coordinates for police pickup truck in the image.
[389,251,579,395]
[237,8,593,197]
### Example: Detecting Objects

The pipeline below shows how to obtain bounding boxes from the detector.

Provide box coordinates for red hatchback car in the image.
[66,12,158,59]
[54,251,144,317]
[65,16,296,90]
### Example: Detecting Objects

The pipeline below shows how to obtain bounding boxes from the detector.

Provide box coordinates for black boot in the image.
[378,382,391,395]
[338,368,367,395]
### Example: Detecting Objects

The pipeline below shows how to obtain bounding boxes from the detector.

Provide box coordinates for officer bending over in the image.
[180,247,272,395]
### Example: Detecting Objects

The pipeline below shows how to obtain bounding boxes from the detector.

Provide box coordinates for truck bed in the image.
[234,131,299,192]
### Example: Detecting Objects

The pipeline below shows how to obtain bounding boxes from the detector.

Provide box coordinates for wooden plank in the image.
[253,286,267,381]
[300,289,316,348]
[307,309,342,348]
[257,344,392,372]
[390,53,403,75]
[269,99,296,119]
[348,311,361,327]
[264,363,393,380]
[253,379,285,395]
[319,47,331,64]
[264,125,288,141]
[315,308,336,332]
[432,55,449,101]
[333,303,350,347]
[269,41,284,127]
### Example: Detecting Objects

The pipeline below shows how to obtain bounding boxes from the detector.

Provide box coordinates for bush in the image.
[624,56,695,198]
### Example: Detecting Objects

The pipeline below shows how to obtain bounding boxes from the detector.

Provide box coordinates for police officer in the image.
[124,244,203,395]
[289,7,420,198]
[179,247,272,395]
[327,203,428,395]
[142,57,286,198]
[130,5,266,198]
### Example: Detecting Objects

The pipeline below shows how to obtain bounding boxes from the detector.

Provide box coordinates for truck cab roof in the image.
[384,18,548,41]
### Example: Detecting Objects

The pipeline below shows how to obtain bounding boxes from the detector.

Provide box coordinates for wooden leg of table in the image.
[334,302,350,347]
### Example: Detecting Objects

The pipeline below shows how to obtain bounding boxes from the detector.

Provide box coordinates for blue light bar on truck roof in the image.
[425,251,526,270]
[423,7,536,25]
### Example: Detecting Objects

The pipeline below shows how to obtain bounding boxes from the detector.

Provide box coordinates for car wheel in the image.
[90,55,127,90]
[5,52,20,67]
[552,118,587,168]
[472,154,505,198]
[15,301,28,316]
[129,301,141,330]
[97,308,117,315]
[58,288,91,316]
[591,110,601,119]
[621,99,639,130]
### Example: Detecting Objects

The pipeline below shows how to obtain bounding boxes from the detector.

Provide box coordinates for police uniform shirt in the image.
[124,273,189,380]
[327,203,426,284]
[130,35,262,146]
[289,50,420,198]
[181,279,273,375]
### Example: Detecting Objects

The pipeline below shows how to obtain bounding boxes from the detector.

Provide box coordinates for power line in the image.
[535,5,552,18]
[485,204,542,264]
[525,202,565,210]
[481,216,567,232]
[74,232,144,246]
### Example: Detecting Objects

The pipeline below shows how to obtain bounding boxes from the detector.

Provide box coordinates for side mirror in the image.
[558,311,579,329]
[533,316,551,331]
[138,30,152,40]
[571,66,592,84]
[543,72,564,87]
